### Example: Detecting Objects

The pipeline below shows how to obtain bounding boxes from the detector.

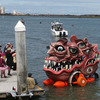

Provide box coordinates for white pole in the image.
[14,21,27,95]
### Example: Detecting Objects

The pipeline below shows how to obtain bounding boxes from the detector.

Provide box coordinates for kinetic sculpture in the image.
[43,35,100,87]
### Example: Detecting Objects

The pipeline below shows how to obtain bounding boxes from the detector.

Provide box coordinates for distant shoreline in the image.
[0,13,100,18]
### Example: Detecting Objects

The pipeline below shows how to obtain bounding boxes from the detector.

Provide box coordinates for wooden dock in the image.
[0,70,17,98]
[0,21,45,99]
[0,70,45,98]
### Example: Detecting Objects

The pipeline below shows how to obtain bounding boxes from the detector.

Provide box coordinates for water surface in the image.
[0,16,100,100]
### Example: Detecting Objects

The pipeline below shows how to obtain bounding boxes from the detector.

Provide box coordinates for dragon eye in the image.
[69,47,78,54]
[78,42,86,48]
[55,45,65,52]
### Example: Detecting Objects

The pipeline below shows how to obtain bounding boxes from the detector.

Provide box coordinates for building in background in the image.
[0,6,5,14]
[13,10,17,15]
[13,10,24,15]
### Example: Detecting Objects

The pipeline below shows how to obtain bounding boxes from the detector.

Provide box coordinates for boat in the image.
[10,85,45,98]
[51,22,68,37]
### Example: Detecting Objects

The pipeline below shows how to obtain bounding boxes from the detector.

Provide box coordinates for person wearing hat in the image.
[3,43,10,54]
[6,47,16,75]
[27,73,36,89]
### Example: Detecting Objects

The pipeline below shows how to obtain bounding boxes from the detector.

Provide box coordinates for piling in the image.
[15,21,28,99]
[0,20,44,99]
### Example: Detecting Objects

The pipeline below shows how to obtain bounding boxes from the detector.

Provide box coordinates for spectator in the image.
[0,54,8,78]
[10,44,15,52]
[6,47,16,75]
[4,43,10,54]
[27,73,35,89]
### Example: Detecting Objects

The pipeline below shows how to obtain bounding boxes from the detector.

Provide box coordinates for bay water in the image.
[0,16,100,100]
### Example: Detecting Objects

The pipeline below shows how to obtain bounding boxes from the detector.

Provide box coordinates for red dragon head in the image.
[43,36,99,82]
[70,35,99,76]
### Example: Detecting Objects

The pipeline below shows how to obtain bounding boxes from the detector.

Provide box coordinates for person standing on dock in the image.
[27,73,36,89]
[3,43,10,54]
[10,44,14,52]
[0,54,8,78]
[6,48,16,75]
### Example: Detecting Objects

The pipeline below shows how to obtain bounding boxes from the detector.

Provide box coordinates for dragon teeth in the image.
[63,61,66,63]
[51,68,54,70]
[75,60,78,65]
[54,62,56,66]
[97,58,100,60]
[44,65,47,68]
[44,58,85,71]
[65,65,68,69]
[44,53,100,72]
[58,63,60,66]
[48,60,51,63]
[49,66,52,69]
[61,65,63,69]
[69,65,72,69]
[78,62,81,64]
[56,68,58,72]
[45,60,48,63]
[95,53,98,58]
[91,60,94,63]
[95,58,97,61]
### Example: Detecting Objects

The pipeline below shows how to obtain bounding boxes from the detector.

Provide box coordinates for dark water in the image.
[0,16,100,100]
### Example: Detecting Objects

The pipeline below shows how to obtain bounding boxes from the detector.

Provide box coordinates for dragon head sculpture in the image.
[43,35,99,86]
[70,35,99,76]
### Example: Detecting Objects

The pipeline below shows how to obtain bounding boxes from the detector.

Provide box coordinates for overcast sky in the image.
[0,0,100,15]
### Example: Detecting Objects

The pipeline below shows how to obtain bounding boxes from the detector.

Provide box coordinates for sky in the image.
[0,0,100,15]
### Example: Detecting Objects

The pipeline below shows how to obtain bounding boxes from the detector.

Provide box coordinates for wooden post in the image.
[14,21,28,97]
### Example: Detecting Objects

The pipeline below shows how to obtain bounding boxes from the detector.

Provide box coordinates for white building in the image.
[0,7,5,14]
[13,10,17,15]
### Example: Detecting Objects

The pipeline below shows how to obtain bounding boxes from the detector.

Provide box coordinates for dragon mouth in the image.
[43,53,99,74]
[85,53,99,67]
[43,56,85,73]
